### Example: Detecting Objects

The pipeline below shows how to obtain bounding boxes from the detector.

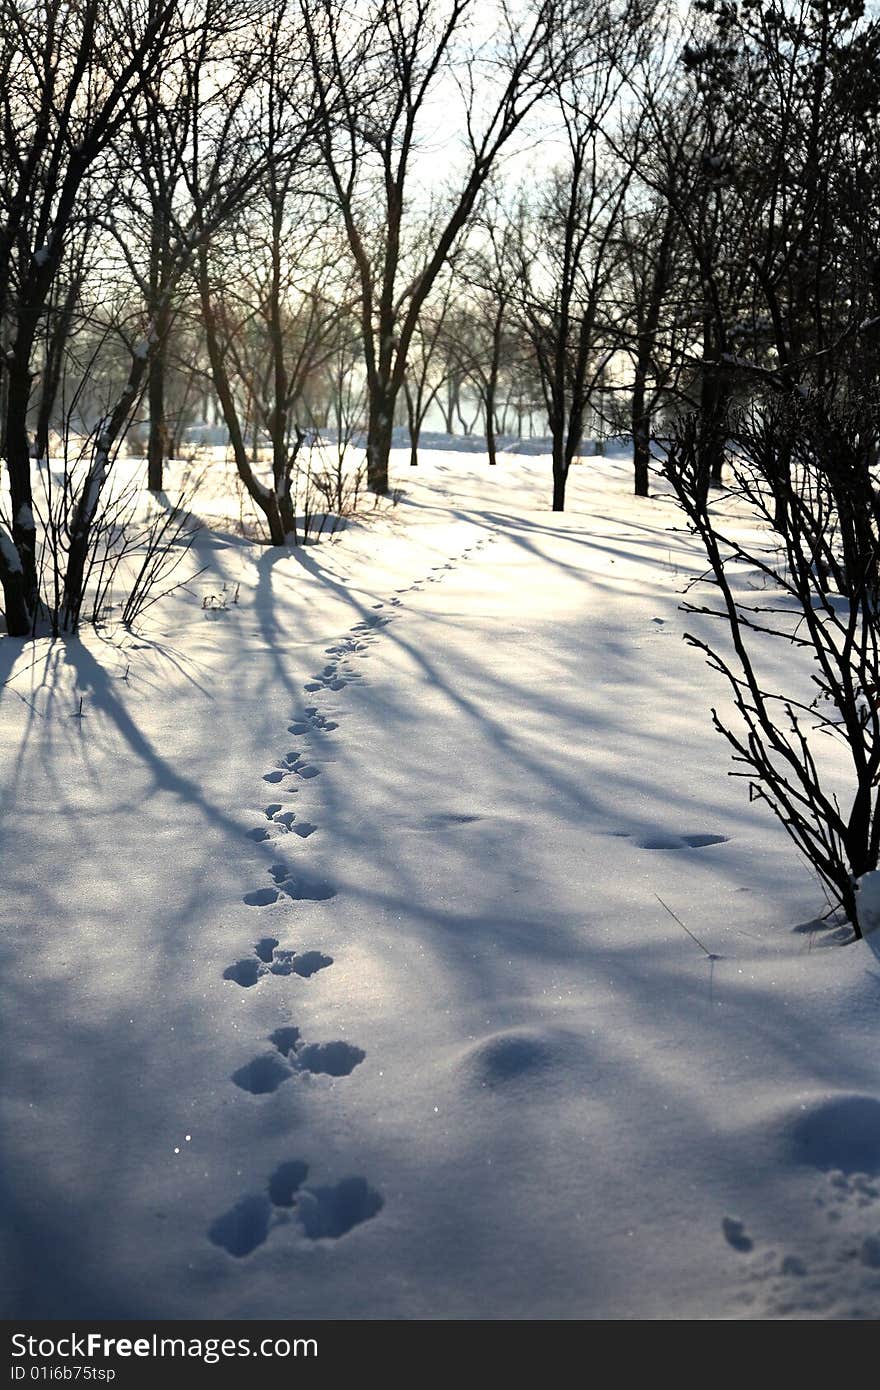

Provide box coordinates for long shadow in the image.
[54,639,269,855]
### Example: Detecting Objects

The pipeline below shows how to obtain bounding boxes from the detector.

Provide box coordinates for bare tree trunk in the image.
[552,432,568,511]
[404,381,419,466]
[486,388,498,467]
[146,209,171,491]
[700,325,728,485]
[147,316,170,491]
[5,351,39,627]
[0,524,31,636]
[366,385,393,493]
[485,304,503,466]
[267,187,298,544]
[198,248,286,545]
[443,376,458,434]
[632,371,650,498]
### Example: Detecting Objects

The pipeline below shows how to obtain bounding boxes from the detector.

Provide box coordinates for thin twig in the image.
[655,894,717,958]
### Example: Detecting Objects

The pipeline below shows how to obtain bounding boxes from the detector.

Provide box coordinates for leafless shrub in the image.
[27,422,202,635]
[665,397,880,934]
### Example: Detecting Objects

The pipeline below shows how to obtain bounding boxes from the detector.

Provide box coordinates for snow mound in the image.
[790,1094,880,1174]
[462,1028,562,1090]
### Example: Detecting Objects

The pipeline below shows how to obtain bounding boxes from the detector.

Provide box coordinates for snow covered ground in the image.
[2,445,880,1320]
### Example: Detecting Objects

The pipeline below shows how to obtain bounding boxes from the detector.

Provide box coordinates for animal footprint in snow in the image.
[232,1053,294,1095]
[243,862,335,907]
[222,939,333,987]
[248,806,318,843]
[272,810,318,837]
[723,1099,880,1317]
[304,678,345,692]
[297,1177,383,1240]
[289,708,339,736]
[326,638,368,657]
[269,1026,301,1055]
[233,1026,364,1092]
[297,1041,365,1076]
[246,807,283,842]
[269,948,333,977]
[209,1162,381,1257]
[208,1195,274,1258]
[264,753,321,783]
[722,1215,754,1252]
[222,958,264,988]
[279,751,321,779]
[304,663,352,692]
[626,830,729,851]
[243,886,280,907]
[268,1158,309,1206]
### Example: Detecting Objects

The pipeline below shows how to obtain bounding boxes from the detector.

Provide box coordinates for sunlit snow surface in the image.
[1,443,879,1319]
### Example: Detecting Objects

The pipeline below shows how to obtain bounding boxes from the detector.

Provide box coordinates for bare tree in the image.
[303,0,606,496]
[403,260,458,466]
[0,2,274,635]
[612,163,689,496]
[192,4,340,544]
[0,0,189,633]
[516,70,634,510]
[658,0,880,931]
[451,201,521,466]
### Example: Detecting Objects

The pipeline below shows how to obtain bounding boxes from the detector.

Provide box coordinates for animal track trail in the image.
[297,608,394,707]
[225,534,499,1267]
[302,619,390,692]
[383,530,499,605]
